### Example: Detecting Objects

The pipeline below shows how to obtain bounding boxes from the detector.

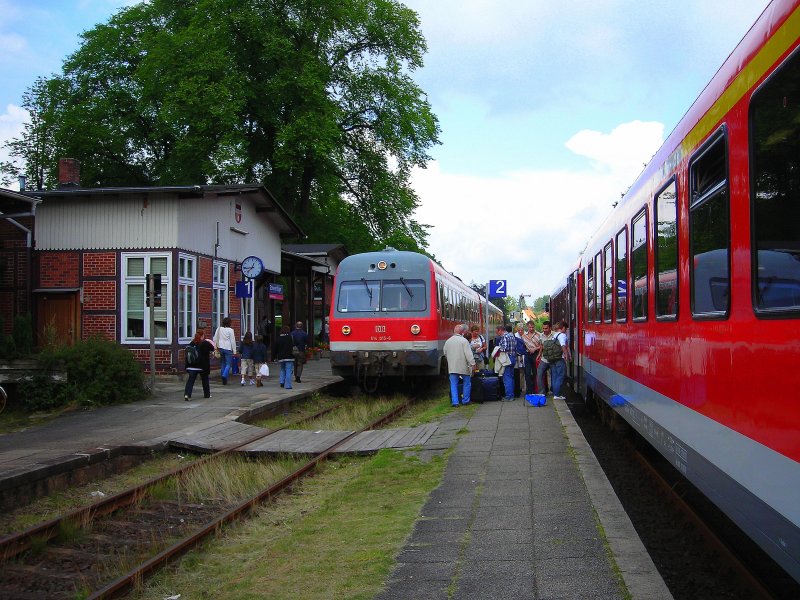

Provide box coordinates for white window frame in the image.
[121,252,172,344]
[177,254,197,343]
[212,261,229,332]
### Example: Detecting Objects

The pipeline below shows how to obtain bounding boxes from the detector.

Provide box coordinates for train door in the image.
[567,271,577,383]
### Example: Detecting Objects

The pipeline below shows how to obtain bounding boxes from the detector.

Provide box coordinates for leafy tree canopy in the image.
[3,0,440,254]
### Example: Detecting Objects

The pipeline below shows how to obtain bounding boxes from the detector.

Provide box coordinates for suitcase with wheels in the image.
[472,372,501,402]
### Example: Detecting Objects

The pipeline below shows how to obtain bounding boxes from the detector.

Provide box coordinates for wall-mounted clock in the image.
[241,255,264,279]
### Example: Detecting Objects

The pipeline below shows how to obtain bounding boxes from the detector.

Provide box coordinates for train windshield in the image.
[337,279,427,312]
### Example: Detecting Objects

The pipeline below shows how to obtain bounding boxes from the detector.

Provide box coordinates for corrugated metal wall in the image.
[36,195,179,250]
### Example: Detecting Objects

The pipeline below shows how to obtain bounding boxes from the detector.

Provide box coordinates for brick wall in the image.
[39,252,80,288]
[83,252,116,277]
[83,315,116,340]
[83,280,117,311]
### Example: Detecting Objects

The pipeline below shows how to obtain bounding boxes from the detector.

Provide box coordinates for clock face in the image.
[241,256,264,279]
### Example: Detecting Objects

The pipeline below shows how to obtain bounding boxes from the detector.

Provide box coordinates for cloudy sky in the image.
[0,0,770,299]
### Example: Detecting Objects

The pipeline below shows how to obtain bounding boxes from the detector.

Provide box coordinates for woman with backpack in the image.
[185,331,216,401]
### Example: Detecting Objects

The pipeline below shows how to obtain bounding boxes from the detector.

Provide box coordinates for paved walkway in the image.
[379,397,673,600]
[0,358,343,484]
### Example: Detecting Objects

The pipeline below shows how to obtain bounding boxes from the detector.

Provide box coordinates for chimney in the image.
[58,158,81,188]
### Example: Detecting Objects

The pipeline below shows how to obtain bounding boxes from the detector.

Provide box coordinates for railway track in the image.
[0,397,410,599]
[568,391,800,600]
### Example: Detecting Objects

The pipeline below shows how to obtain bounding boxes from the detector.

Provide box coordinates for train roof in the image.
[336,248,434,275]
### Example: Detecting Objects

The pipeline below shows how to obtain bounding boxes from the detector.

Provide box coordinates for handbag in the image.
[213,349,221,359]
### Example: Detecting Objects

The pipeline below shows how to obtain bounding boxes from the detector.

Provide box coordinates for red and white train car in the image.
[329,248,502,390]
[550,0,800,582]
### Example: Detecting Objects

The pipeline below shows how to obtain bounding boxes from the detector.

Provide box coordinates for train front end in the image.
[329,249,441,389]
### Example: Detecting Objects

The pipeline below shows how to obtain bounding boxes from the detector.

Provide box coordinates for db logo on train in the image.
[375,326,386,333]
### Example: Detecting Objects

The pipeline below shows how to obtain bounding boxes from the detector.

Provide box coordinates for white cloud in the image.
[413,119,664,300]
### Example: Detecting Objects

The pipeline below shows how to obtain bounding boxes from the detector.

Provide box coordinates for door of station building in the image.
[36,292,79,346]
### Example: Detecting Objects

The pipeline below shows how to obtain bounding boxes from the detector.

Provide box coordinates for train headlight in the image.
[342,325,351,335]
[410,324,420,335]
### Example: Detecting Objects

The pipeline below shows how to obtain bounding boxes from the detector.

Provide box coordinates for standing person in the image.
[443,324,476,407]
[238,331,256,386]
[275,325,295,389]
[469,324,487,370]
[184,331,215,401]
[522,321,542,393]
[514,323,526,397]
[537,320,567,399]
[495,324,517,401]
[258,315,272,359]
[252,334,268,387]
[213,316,237,385]
[290,321,309,383]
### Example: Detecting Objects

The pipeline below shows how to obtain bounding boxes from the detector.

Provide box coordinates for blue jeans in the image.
[523,353,538,392]
[502,362,514,399]
[449,373,471,405]
[219,348,233,379]
[537,359,565,396]
[279,360,294,388]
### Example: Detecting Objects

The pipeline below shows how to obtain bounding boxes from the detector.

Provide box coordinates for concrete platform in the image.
[378,397,673,600]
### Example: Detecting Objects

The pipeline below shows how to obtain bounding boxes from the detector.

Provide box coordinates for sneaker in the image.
[250,380,256,386]
[554,395,566,400]
[204,394,212,398]
[241,381,245,386]
[184,394,190,402]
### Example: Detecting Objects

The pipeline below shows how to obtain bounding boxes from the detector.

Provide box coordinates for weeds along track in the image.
[0,397,411,599]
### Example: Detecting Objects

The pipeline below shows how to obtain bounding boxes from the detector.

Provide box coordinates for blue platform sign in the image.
[235,280,253,298]
[489,280,507,298]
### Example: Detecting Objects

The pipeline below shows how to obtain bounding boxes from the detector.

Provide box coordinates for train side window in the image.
[631,209,648,321]
[689,129,729,318]
[655,179,678,319]
[750,47,800,316]
[603,242,613,323]
[615,228,628,322]
[586,258,595,323]
[594,253,602,323]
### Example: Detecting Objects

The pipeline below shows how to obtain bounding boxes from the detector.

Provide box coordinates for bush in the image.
[19,336,149,410]
[12,314,34,355]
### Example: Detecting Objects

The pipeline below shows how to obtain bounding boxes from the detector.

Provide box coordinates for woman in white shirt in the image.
[213,316,237,384]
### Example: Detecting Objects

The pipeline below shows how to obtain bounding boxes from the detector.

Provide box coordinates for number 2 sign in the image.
[489,280,507,298]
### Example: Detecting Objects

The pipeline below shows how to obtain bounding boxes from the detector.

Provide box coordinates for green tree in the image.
[3,0,439,254]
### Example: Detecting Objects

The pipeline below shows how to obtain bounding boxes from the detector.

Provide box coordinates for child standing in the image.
[238,331,256,386]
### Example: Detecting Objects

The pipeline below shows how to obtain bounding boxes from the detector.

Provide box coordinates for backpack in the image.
[541,336,563,362]
[185,343,199,366]
[515,336,525,357]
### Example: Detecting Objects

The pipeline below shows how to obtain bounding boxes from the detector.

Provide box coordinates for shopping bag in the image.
[258,363,270,377]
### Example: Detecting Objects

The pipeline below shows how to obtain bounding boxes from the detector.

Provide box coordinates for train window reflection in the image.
[690,131,729,317]
[337,280,380,312]
[655,180,678,318]
[603,243,613,323]
[616,228,628,322]
[750,47,800,315]
[631,209,648,321]
[337,279,427,313]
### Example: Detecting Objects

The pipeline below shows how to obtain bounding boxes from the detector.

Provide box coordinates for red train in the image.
[549,0,800,582]
[329,248,502,391]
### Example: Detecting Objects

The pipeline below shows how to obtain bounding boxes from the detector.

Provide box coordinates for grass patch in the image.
[0,405,73,434]
[176,455,306,505]
[136,449,447,600]
[0,452,195,535]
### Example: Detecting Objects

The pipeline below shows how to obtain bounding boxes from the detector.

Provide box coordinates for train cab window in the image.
[655,180,678,319]
[594,253,602,323]
[689,130,729,317]
[615,228,628,322]
[631,209,648,320]
[750,47,800,315]
[603,243,613,322]
[337,279,380,312]
[381,279,427,312]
